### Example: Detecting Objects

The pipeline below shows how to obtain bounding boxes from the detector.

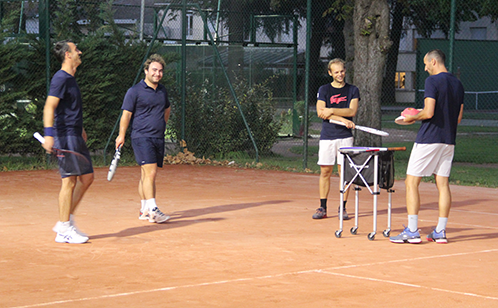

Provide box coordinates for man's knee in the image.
[320,166,334,178]
[405,175,421,188]
[79,173,94,187]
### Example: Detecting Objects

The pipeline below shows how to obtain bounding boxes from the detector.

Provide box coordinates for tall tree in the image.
[382,0,480,105]
[353,0,392,146]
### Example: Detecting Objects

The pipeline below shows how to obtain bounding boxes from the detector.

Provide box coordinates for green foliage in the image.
[0,0,180,155]
[403,0,479,38]
[170,77,282,157]
[0,8,39,155]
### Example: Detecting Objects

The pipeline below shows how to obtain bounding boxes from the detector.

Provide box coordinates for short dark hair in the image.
[144,54,166,71]
[426,49,446,65]
[53,40,73,63]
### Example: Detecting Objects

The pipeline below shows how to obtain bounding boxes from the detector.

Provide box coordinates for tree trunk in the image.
[343,17,355,84]
[307,9,327,105]
[381,0,404,106]
[353,0,392,147]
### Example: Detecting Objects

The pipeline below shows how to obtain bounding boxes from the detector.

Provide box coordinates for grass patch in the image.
[0,156,48,172]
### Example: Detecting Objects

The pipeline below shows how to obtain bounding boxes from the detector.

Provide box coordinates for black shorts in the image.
[54,135,94,178]
[131,137,165,167]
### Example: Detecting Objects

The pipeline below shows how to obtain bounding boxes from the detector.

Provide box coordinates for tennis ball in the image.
[401,107,420,117]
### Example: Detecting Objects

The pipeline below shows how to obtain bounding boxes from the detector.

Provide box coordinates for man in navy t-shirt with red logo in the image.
[390,49,464,244]
[312,58,360,220]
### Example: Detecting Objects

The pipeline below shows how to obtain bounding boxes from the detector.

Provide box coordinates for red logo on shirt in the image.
[330,94,347,105]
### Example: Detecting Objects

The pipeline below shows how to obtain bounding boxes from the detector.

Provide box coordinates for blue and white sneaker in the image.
[148,207,170,223]
[389,225,421,244]
[426,229,448,244]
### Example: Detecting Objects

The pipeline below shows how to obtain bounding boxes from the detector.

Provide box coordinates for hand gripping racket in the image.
[33,132,91,174]
[107,145,122,181]
[329,119,389,136]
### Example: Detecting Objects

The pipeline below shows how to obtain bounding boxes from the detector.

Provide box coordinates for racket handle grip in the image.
[108,162,118,181]
[33,132,45,144]
[387,147,406,151]
[329,119,345,126]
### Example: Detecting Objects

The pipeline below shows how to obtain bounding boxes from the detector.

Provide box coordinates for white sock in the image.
[145,198,157,212]
[141,200,146,212]
[436,217,448,233]
[59,221,71,233]
[408,215,418,232]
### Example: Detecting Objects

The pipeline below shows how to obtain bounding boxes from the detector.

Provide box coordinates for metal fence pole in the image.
[448,0,456,72]
[303,0,311,169]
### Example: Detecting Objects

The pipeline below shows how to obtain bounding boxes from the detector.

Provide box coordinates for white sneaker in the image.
[148,207,170,223]
[139,209,149,220]
[53,215,87,237]
[55,226,89,244]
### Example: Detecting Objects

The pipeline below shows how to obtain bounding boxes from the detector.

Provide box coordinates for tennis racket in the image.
[329,119,389,136]
[107,145,122,181]
[339,146,406,154]
[34,132,91,175]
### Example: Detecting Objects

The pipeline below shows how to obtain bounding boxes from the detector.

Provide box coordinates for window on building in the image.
[394,72,406,89]
[186,13,194,36]
[470,27,487,40]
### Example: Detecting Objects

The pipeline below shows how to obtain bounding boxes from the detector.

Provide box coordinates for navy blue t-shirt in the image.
[416,72,464,145]
[317,83,360,140]
[121,80,171,139]
[48,70,83,136]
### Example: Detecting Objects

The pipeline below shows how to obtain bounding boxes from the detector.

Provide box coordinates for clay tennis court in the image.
[1,165,497,307]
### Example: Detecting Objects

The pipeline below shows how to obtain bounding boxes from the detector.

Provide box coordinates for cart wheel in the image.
[368,232,375,241]
[383,229,391,237]
[335,230,342,238]
[350,227,358,235]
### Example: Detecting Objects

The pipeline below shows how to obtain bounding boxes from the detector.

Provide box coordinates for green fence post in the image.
[303,0,312,169]
[448,0,456,73]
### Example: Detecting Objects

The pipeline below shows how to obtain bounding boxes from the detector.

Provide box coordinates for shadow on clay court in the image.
[90,217,226,240]
[168,199,290,219]
[90,200,289,240]
[449,231,498,242]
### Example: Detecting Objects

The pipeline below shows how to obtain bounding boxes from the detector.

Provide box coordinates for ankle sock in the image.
[408,215,418,232]
[436,217,448,233]
[145,198,157,212]
[320,199,327,211]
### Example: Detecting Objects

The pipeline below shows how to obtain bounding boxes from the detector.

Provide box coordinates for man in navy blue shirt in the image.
[390,49,464,244]
[43,40,94,244]
[312,58,360,220]
[116,54,171,223]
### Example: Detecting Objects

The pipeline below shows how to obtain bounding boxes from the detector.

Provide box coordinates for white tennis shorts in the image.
[317,137,354,166]
[406,143,455,177]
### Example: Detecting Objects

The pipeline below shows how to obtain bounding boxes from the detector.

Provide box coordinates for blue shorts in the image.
[54,135,94,178]
[131,137,165,167]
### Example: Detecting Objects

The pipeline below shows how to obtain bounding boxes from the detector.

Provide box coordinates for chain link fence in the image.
[1,0,497,181]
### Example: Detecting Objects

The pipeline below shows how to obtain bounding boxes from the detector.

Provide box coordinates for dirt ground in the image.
[1,165,497,307]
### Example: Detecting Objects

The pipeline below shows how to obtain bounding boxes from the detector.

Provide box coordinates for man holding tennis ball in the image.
[116,54,171,224]
[390,49,464,244]
[43,40,94,244]
[312,58,360,220]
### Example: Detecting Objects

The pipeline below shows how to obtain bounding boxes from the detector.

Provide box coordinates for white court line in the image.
[450,208,498,216]
[8,249,498,308]
[323,248,498,271]
[317,270,498,301]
